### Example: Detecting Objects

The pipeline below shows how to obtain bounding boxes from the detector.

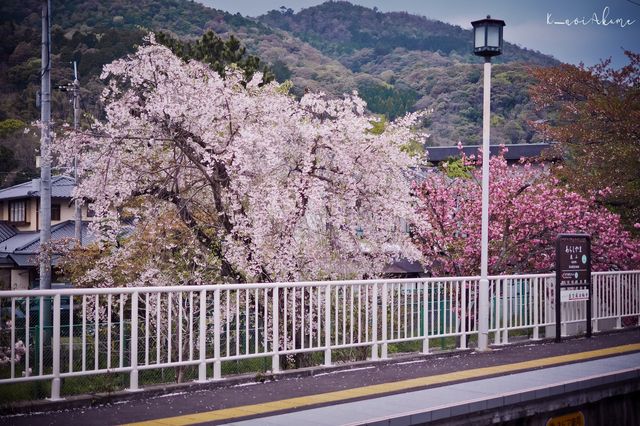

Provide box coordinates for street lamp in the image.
[471,16,505,352]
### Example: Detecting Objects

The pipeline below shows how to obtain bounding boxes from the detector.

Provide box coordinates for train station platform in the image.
[1,329,639,425]
[219,349,640,425]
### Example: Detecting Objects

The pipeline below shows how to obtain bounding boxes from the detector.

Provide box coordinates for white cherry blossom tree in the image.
[56,36,425,286]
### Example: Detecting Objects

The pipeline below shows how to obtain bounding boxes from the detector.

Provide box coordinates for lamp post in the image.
[471,15,505,351]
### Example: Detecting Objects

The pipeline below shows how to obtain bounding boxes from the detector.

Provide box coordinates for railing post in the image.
[272,287,280,373]
[502,279,508,344]
[381,282,388,359]
[371,283,378,360]
[636,272,640,325]
[49,294,62,400]
[560,278,567,337]
[10,299,15,379]
[324,284,332,366]
[493,279,501,345]
[196,289,207,383]
[213,288,221,380]
[459,280,467,349]
[592,276,599,333]
[533,277,540,340]
[127,291,139,392]
[422,282,429,354]
[616,273,622,329]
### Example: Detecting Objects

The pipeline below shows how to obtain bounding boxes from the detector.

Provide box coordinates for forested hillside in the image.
[259,2,559,146]
[0,0,558,187]
[259,2,554,66]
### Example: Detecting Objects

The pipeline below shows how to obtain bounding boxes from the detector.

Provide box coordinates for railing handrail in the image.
[589,270,640,276]
[2,270,638,298]
[0,275,482,298]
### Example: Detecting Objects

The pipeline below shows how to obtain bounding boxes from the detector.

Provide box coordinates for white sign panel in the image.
[560,289,590,302]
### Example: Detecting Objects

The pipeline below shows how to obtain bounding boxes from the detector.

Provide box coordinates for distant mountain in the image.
[259,2,555,68]
[257,1,559,145]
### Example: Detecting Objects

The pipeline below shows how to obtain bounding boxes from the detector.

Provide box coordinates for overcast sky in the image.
[198,0,640,68]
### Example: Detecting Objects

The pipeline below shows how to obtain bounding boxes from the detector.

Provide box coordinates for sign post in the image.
[555,234,591,343]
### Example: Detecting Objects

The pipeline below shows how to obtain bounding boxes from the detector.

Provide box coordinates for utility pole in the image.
[39,0,52,291]
[39,0,57,401]
[72,61,82,245]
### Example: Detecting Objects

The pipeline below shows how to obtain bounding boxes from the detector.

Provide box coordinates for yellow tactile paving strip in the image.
[123,343,640,426]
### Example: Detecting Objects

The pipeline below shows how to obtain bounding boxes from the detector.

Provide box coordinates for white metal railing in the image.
[0,271,638,400]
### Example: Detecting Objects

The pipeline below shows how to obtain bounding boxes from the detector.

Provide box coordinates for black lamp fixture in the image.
[471,15,505,57]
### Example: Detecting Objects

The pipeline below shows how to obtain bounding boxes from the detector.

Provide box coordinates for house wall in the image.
[0,199,35,231]
[54,202,85,226]
[25,198,36,231]
[10,268,29,290]
[1,198,88,231]
[0,269,10,290]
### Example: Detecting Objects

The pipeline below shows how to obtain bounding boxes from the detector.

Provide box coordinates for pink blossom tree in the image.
[414,148,640,277]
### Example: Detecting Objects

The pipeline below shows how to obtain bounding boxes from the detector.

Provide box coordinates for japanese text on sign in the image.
[557,237,590,284]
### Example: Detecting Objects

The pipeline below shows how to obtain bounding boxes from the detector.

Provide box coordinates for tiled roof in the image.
[383,258,423,274]
[16,220,94,253]
[0,221,18,243]
[0,175,76,200]
[8,253,39,267]
[0,232,39,253]
[426,143,555,163]
[0,220,94,255]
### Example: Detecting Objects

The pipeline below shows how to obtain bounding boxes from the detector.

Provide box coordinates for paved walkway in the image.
[1,329,639,426]
[219,351,640,426]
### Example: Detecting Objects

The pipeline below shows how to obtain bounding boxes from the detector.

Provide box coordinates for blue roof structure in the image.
[0,175,76,201]
[0,220,94,267]
[0,222,18,243]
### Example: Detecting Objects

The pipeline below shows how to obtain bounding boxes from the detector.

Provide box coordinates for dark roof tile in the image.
[427,143,555,163]
[0,221,18,243]
[0,176,76,200]
[0,220,94,255]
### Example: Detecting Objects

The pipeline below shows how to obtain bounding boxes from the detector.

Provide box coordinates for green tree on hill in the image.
[156,31,274,84]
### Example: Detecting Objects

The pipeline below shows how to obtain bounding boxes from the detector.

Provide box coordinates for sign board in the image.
[555,234,592,342]
[557,236,590,284]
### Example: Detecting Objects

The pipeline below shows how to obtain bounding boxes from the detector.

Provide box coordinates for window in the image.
[52,204,61,221]
[9,200,26,223]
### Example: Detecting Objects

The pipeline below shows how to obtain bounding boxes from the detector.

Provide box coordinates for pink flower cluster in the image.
[414,151,640,276]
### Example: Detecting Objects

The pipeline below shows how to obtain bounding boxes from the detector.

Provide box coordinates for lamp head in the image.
[471,15,505,58]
